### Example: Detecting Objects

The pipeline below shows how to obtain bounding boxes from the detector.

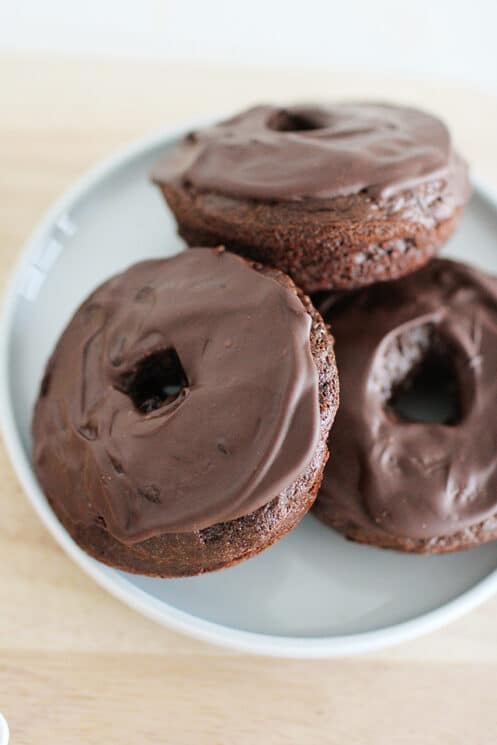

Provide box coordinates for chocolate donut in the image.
[32,248,338,576]
[152,103,471,293]
[313,258,497,553]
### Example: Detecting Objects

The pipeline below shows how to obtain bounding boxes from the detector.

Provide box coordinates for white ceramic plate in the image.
[0,713,9,745]
[3,125,497,658]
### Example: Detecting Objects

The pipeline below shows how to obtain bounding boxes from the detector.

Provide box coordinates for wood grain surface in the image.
[2,54,497,744]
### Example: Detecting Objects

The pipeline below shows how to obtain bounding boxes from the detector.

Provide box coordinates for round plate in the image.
[3,125,497,658]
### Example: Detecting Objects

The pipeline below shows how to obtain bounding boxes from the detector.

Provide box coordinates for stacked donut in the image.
[34,101,497,577]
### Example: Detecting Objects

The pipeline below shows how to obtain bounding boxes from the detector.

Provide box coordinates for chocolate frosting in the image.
[317,259,497,541]
[32,249,320,543]
[152,103,469,206]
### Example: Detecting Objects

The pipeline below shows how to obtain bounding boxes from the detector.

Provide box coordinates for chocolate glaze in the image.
[152,103,469,208]
[32,249,320,543]
[316,259,497,541]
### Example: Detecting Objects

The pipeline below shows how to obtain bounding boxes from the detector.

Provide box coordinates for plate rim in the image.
[3,123,497,658]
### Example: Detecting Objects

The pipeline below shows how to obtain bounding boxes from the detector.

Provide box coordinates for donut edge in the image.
[157,182,466,292]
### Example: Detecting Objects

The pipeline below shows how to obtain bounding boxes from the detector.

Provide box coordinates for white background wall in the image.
[2,0,497,92]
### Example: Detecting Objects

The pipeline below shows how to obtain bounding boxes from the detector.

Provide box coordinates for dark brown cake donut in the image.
[313,258,497,554]
[32,248,338,576]
[152,103,471,293]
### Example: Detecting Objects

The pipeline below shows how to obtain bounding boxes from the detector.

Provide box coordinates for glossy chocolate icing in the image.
[316,259,497,541]
[32,249,320,543]
[152,103,469,207]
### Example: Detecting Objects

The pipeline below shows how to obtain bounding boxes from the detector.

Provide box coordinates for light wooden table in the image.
[2,54,497,745]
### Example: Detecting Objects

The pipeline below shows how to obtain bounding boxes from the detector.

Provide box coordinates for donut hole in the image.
[117,348,188,414]
[386,330,462,426]
[267,109,322,132]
